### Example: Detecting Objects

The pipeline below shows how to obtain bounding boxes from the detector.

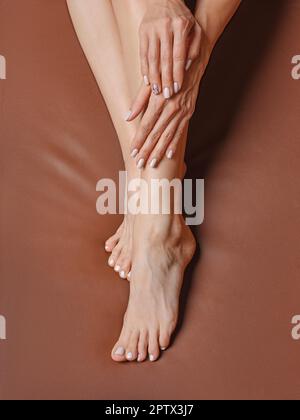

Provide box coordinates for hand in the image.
[127,55,208,169]
[139,0,202,99]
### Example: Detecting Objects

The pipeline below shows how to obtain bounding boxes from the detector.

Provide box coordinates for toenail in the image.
[120,271,127,279]
[108,258,115,267]
[161,347,167,351]
[126,352,133,360]
[115,346,125,356]
[105,245,110,252]
[114,265,121,272]
[149,354,155,362]
[137,354,142,362]
[127,272,131,280]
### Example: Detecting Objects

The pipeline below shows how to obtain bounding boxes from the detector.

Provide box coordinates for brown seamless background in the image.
[0,0,299,400]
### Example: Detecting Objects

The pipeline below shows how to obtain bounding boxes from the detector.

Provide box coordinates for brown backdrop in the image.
[0,0,299,400]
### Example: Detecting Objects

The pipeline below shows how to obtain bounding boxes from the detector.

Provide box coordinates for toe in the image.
[148,330,160,362]
[159,328,171,351]
[137,331,148,362]
[108,244,122,270]
[125,331,139,361]
[118,254,132,280]
[105,228,123,252]
[111,329,130,363]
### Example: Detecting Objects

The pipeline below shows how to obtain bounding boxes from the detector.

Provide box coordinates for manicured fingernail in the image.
[108,258,115,267]
[152,84,160,95]
[131,148,139,158]
[174,82,180,94]
[125,110,132,121]
[150,158,157,168]
[115,346,125,356]
[120,271,126,279]
[126,352,133,360]
[144,75,150,86]
[161,347,167,351]
[185,59,192,71]
[163,87,171,99]
[167,150,174,159]
[137,158,145,169]
[114,265,121,272]
[149,354,155,362]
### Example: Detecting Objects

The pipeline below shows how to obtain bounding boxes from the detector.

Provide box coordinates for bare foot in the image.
[105,214,134,280]
[111,214,196,362]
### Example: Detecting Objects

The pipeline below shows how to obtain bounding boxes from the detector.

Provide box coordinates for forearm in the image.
[195,0,241,51]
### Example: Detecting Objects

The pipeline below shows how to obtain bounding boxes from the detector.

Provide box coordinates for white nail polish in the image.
[108,258,115,267]
[167,150,174,159]
[127,272,131,280]
[131,148,139,158]
[126,352,133,360]
[174,82,180,94]
[125,110,132,121]
[137,158,145,169]
[150,158,157,168]
[115,346,125,356]
[144,75,150,86]
[161,347,167,351]
[120,271,126,279]
[163,87,171,99]
[105,245,110,252]
[137,354,142,362]
[114,265,121,272]
[185,59,192,71]
[149,354,155,362]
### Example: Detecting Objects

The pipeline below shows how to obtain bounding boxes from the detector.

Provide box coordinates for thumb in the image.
[126,83,151,121]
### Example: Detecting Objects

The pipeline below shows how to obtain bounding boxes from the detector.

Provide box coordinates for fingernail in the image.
[144,75,150,86]
[167,150,174,159]
[114,265,121,272]
[108,258,115,267]
[131,148,139,158]
[163,87,171,99]
[137,158,145,169]
[126,352,133,360]
[161,347,167,351]
[152,84,160,95]
[149,354,155,362]
[120,271,127,279]
[150,158,157,168]
[115,346,125,356]
[174,82,180,94]
[125,110,132,121]
[185,59,192,71]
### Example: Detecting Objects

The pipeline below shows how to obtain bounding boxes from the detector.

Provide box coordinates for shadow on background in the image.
[175,0,286,338]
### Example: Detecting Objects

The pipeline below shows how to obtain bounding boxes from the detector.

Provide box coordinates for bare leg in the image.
[67,0,196,362]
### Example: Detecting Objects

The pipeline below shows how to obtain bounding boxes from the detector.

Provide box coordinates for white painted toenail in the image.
[126,352,133,360]
[108,258,115,267]
[114,265,121,272]
[137,354,142,362]
[105,245,110,252]
[149,354,155,362]
[127,272,131,280]
[115,346,125,356]
[120,271,126,279]
[161,347,167,351]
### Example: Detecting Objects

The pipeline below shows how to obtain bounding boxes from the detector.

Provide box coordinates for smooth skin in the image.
[67,0,241,362]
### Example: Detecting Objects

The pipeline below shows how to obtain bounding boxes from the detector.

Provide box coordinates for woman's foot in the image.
[111,214,196,362]
[105,215,134,280]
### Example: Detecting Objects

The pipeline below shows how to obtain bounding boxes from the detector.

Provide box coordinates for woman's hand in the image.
[139,0,202,99]
[127,53,209,169]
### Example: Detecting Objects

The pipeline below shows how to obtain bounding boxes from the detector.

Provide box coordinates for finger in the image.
[136,102,180,166]
[130,95,165,159]
[139,26,150,86]
[166,119,189,159]
[148,35,161,95]
[148,116,182,166]
[186,23,202,71]
[160,30,174,99]
[172,28,188,94]
[126,83,151,122]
